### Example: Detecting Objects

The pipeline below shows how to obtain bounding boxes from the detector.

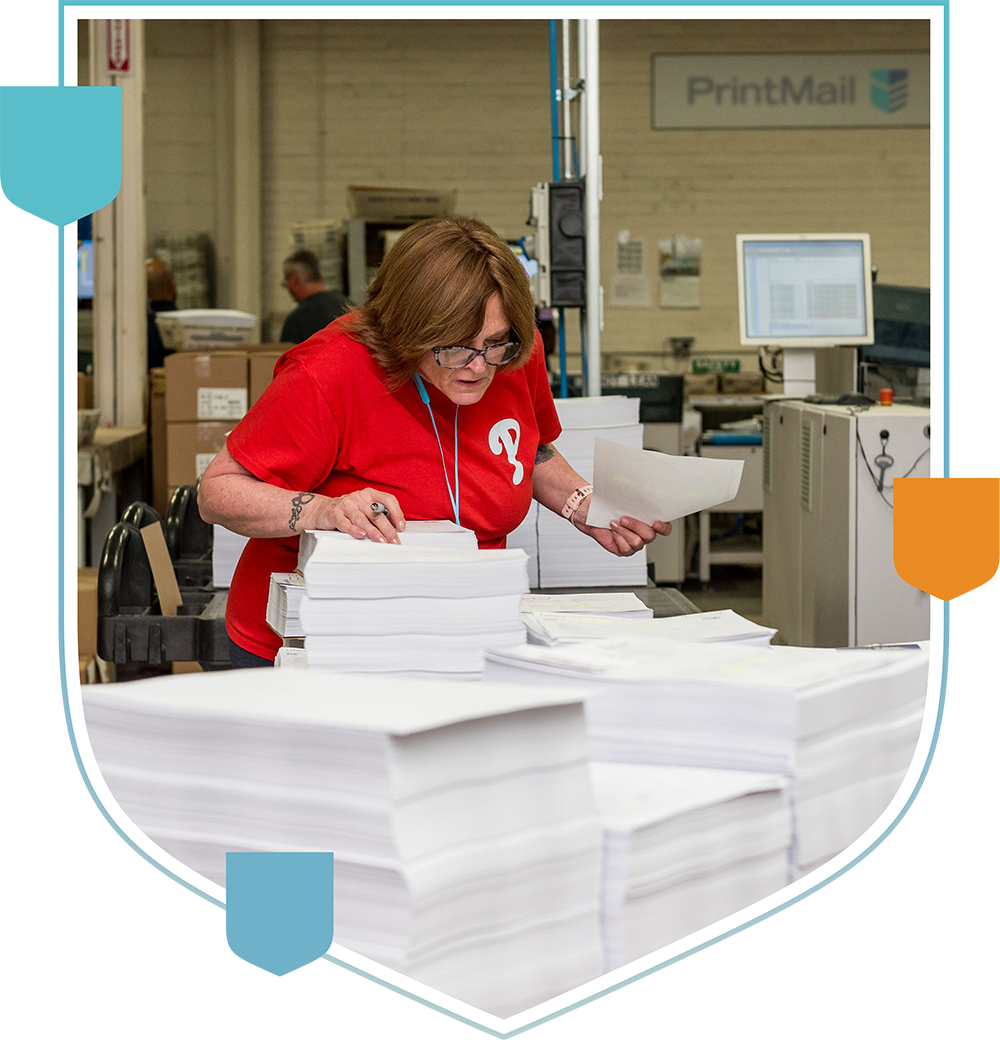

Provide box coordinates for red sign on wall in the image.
[106,20,130,74]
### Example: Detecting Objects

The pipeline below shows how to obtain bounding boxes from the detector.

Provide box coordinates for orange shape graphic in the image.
[893,426,997,619]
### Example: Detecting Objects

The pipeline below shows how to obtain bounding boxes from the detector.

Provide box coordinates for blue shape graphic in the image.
[226,852,334,976]
[0,11,121,249]
[871,69,909,113]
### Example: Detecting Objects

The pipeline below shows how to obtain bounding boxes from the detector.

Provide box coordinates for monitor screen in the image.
[862,283,930,369]
[78,240,94,300]
[737,233,874,347]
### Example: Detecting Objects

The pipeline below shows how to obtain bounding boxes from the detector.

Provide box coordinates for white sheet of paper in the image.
[587,438,744,527]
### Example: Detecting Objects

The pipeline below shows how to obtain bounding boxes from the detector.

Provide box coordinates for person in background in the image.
[280,249,351,344]
[146,257,177,369]
[199,216,671,667]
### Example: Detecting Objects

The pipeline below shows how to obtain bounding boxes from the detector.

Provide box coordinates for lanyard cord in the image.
[413,374,461,525]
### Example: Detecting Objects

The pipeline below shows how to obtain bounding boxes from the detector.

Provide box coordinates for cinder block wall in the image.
[143,17,930,365]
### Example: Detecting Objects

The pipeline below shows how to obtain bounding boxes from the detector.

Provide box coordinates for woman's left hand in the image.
[571,497,671,557]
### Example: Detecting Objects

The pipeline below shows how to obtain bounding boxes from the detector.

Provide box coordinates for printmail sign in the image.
[652,53,930,128]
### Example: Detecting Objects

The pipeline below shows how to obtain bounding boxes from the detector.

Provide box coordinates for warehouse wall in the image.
[143,16,930,366]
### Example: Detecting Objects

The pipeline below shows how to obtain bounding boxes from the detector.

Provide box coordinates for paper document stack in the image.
[266,572,307,637]
[83,670,605,1016]
[212,525,249,588]
[540,396,647,588]
[296,520,478,572]
[483,640,927,875]
[790,645,927,876]
[300,538,529,678]
[520,592,653,619]
[522,608,776,648]
[592,763,791,970]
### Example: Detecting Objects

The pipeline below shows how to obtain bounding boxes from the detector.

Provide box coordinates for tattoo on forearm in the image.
[288,493,315,532]
[535,443,555,465]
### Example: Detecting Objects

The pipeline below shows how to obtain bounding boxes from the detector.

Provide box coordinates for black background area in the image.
[58,848,948,1035]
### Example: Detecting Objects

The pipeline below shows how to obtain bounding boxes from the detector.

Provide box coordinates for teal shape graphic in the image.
[156,852,334,1040]
[0,11,121,249]
[871,69,909,113]
[0,6,989,1040]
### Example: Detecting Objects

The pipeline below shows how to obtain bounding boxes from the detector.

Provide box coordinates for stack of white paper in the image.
[297,520,478,572]
[506,501,540,587]
[483,640,927,876]
[537,397,647,588]
[791,646,928,876]
[521,592,653,618]
[212,525,249,588]
[522,608,776,648]
[592,762,791,970]
[82,670,605,1016]
[266,572,307,637]
[300,540,529,678]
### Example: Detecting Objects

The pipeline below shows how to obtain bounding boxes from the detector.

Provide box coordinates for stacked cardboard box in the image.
[163,347,287,502]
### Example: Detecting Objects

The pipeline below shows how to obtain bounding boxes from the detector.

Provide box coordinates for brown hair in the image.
[344,216,536,388]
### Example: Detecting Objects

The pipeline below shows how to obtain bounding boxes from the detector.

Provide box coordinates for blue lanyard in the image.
[413,373,461,526]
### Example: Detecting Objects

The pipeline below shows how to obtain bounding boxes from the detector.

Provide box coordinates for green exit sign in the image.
[692,358,741,374]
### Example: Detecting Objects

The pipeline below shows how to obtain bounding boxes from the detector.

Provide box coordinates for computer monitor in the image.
[862,283,930,369]
[78,239,94,300]
[736,233,874,348]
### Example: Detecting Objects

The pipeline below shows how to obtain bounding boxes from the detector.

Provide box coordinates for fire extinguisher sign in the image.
[106,20,130,74]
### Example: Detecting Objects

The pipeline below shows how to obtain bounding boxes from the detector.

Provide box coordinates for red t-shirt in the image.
[225,320,561,658]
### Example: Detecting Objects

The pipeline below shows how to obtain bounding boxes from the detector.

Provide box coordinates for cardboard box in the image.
[165,350,249,422]
[149,368,168,516]
[249,351,285,406]
[720,371,765,395]
[684,372,719,396]
[167,421,238,487]
[347,185,457,220]
[78,372,94,409]
[78,568,99,658]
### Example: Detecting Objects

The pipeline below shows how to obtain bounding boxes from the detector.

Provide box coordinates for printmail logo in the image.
[871,69,909,113]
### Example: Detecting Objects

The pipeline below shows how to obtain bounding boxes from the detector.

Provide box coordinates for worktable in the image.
[78,425,147,566]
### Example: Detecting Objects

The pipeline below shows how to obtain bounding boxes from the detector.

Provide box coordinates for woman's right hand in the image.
[313,488,407,544]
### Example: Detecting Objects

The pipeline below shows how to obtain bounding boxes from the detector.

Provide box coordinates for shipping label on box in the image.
[167,421,238,487]
[197,386,248,420]
[165,351,249,422]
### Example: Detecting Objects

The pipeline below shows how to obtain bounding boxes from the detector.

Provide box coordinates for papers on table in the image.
[83,669,605,1017]
[522,608,776,648]
[520,592,653,618]
[302,541,527,599]
[297,520,477,572]
[298,541,529,677]
[266,572,306,637]
[593,763,791,970]
[587,438,744,529]
[482,639,928,877]
[211,525,249,588]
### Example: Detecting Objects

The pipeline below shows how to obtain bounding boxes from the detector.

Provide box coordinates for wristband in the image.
[561,484,594,520]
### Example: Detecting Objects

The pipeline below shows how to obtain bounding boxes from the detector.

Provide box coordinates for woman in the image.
[199,216,670,666]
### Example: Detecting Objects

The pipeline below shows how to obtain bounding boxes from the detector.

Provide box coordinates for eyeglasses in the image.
[431,338,522,369]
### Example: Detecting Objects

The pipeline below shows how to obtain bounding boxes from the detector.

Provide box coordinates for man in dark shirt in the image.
[280,249,351,344]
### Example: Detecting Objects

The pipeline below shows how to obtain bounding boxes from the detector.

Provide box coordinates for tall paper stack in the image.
[212,525,249,588]
[539,396,647,587]
[592,762,791,971]
[507,396,647,589]
[483,640,927,877]
[264,523,481,641]
[82,670,605,1017]
[299,539,529,678]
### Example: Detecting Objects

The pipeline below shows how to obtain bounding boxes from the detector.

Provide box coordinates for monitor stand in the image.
[782,346,858,396]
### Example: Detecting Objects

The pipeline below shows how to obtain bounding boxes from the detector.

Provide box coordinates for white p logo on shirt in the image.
[489,419,524,485]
